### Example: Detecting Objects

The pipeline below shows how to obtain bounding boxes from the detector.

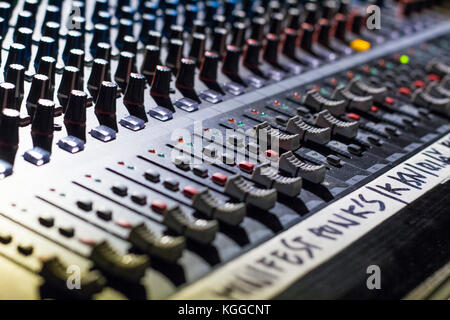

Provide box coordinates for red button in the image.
[78,237,96,246]
[151,200,167,214]
[238,161,254,173]
[385,97,395,105]
[371,106,378,112]
[114,219,132,229]
[428,74,440,82]
[212,172,227,186]
[398,87,411,96]
[264,150,279,160]
[182,185,198,199]
[414,80,425,88]
[347,113,360,120]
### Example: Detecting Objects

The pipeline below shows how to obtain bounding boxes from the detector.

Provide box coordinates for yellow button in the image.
[350,39,371,52]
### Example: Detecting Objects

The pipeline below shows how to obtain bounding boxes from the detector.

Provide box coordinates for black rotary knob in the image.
[124,73,148,122]
[95,81,118,132]
[63,30,83,62]
[35,36,57,66]
[31,99,55,152]
[286,8,300,30]
[176,58,196,91]
[263,33,280,65]
[166,38,184,73]
[26,74,51,118]
[94,42,111,61]
[169,25,183,40]
[14,27,33,61]
[222,45,241,77]
[5,65,24,110]
[44,5,61,24]
[88,58,110,100]
[115,18,133,50]
[90,24,110,54]
[162,8,178,37]
[322,0,337,20]
[114,51,136,90]
[64,90,87,142]
[250,17,265,42]
[0,108,19,146]
[0,108,20,164]
[43,21,60,41]
[141,45,161,84]
[318,19,331,47]
[192,20,206,35]
[300,23,314,53]
[150,65,172,99]
[188,33,205,63]
[184,4,198,31]
[122,35,138,55]
[351,13,363,35]
[339,0,351,15]
[334,14,348,43]
[66,49,85,81]
[269,13,284,36]
[58,66,81,111]
[0,82,17,111]
[231,22,246,48]
[140,13,156,43]
[37,56,56,97]
[199,51,219,83]
[6,43,27,71]
[282,28,298,59]
[304,2,318,25]
[147,30,162,47]
[210,27,227,57]
[243,39,262,71]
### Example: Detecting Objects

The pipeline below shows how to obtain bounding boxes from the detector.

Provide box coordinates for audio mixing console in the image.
[0,0,448,300]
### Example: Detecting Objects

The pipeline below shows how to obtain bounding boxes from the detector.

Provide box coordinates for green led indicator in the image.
[261,112,266,117]
[370,68,378,75]
[281,105,289,110]
[399,55,409,64]
[237,121,244,127]
[386,62,394,69]
[320,88,329,96]
[127,165,134,170]
[187,142,193,146]
[95,179,101,183]
[158,153,165,158]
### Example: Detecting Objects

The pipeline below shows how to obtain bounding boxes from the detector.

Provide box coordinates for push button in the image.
[131,192,147,205]
[212,172,227,186]
[77,199,93,212]
[144,169,160,182]
[112,183,128,196]
[58,226,75,238]
[96,207,113,221]
[193,165,208,178]
[38,215,54,228]
[163,178,179,191]
[350,39,370,52]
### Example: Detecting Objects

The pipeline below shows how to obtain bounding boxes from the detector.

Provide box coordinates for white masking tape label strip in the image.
[171,133,450,299]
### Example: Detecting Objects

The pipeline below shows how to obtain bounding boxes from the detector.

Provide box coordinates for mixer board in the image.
[0,0,449,300]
